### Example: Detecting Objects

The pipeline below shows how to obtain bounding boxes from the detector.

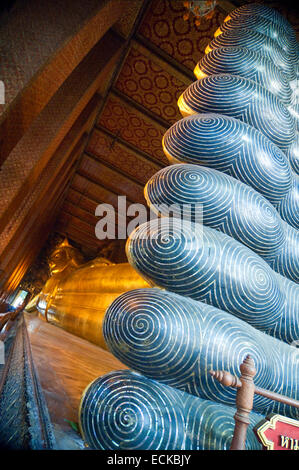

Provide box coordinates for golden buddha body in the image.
[35,240,149,349]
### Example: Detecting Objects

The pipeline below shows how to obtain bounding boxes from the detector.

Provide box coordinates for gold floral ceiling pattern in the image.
[97,94,168,164]
[138,0,225,70]
[114,46,188,124]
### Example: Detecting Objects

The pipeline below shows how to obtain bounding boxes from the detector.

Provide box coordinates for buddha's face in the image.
[49,243,84,274]
[49,248,69,275]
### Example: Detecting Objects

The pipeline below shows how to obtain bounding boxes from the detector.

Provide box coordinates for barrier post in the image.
[229,355,256,450]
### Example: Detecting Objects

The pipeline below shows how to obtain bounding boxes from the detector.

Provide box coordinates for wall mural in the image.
[79,4,299,450]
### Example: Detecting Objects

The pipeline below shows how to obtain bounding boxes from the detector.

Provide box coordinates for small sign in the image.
[255,414,299,450]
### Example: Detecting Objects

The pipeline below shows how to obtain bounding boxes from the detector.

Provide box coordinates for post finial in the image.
[240,355,256,379]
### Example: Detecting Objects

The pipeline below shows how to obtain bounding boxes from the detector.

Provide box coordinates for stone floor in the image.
[25,312,126,449]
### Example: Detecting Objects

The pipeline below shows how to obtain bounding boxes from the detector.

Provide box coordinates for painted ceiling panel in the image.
[58,212,96,238]
[66,187,130,222]
[114,46,187,124]
[97,94,168,164]
[138,0,226,71]
[57,220,101,249]
[69,177,135,216]
[66,188,100,213]
[61,200,99,227]
[86,128,161,184]
[78,154,145,204]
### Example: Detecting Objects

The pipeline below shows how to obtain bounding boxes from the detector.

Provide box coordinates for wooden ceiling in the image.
[54,0,299,255]
[54,0,227,253]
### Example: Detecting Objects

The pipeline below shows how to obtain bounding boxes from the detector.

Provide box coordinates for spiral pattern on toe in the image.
[184,397,261,450]
[276,176,299,230]
[271,275,299,345]
[145,164,298,282]
[286,132,299,174]
[217,15,297,63]
[103,289,299,419]
[225,4,295,37]
[179,74,295,153]
[126,218,293,334]
[194,47,292,106]
[288,105,299,134]
[267,222,299,283]
[206,29,295,81]
[79,370,185,450]
[162,114,296,219]
[79,370,262,450]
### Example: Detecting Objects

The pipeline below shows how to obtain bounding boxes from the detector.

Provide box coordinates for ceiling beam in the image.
[61,199,130,228]
[70,174,136,206]
[99,90,168,132]
[66,188,118,215]
[93,0,152,136]
[78,163,145,205]
[131,39,193,86]
[133,34,194,82]
[83,150,147,189]
[57,211,97,235]
[94,124,165,168]
[55,215,102,249]
[55,226,99,251]
[66,189,135,223]
[111,88,171,129]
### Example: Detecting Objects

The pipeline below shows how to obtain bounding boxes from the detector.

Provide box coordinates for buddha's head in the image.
[48,239,84,275]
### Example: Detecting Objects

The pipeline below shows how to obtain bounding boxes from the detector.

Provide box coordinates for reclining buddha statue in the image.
[78,4,299,451]
[35,239,149,349]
